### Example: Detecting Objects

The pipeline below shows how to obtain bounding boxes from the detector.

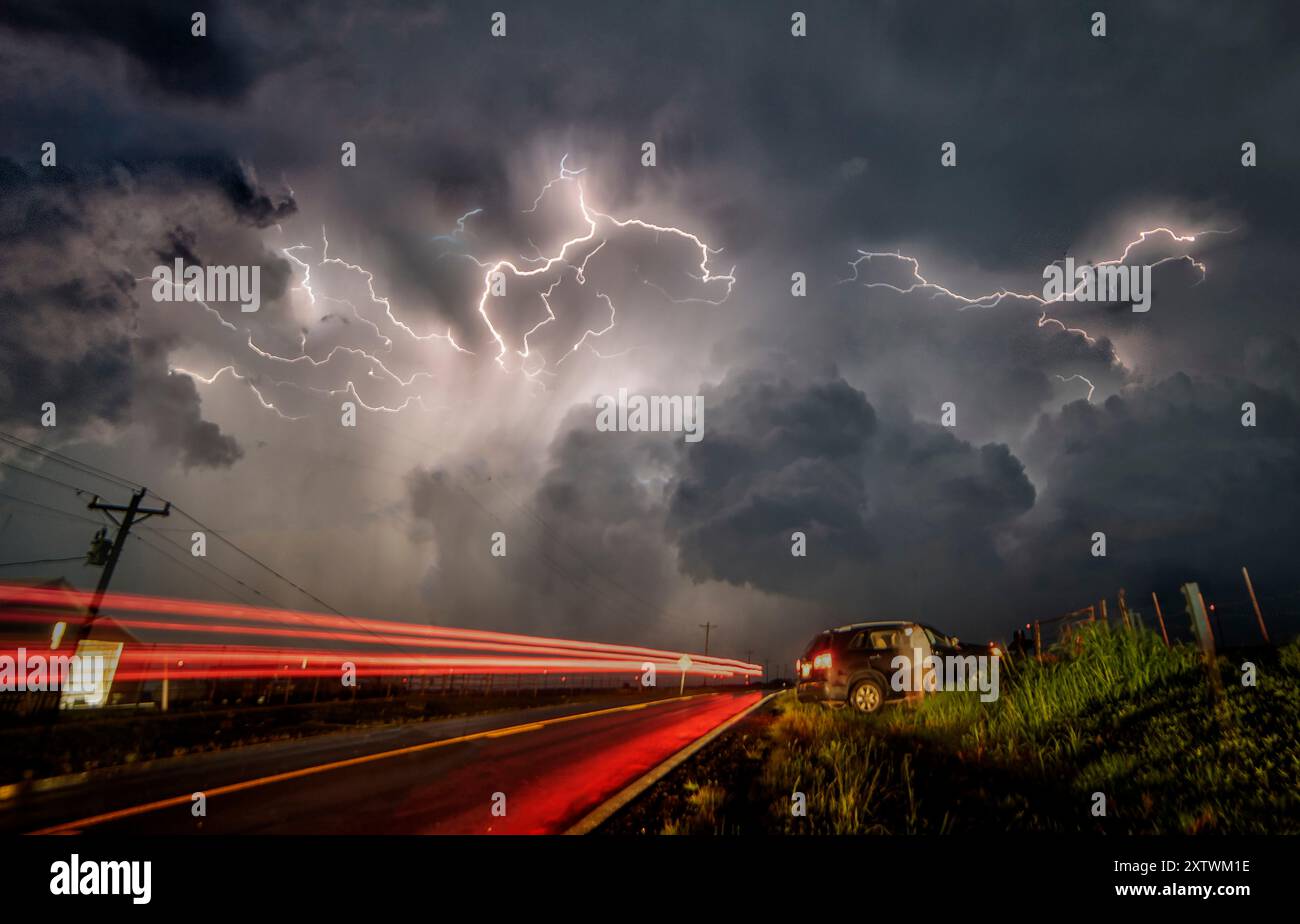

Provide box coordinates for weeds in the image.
[651,624,1300,834]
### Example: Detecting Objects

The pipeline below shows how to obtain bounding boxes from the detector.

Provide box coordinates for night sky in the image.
[3,1,1299,667]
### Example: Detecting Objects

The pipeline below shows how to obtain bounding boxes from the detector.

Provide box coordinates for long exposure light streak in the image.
[0,584,762,682]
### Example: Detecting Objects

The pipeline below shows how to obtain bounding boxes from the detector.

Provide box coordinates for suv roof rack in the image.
[830,619,912,632]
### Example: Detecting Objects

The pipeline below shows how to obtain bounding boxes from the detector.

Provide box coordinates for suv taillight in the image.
[812,651,832,671]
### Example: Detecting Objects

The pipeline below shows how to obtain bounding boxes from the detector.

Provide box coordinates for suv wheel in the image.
[850,678,884,714]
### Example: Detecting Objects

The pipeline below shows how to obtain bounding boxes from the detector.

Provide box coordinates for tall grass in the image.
[884,623,1200,764]
[752,624,1300,833]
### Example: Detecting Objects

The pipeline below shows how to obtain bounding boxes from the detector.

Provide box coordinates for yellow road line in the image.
[30,693,718,835]
[484,722,545,738]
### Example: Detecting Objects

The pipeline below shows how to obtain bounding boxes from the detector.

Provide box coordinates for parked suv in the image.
[794,620,979,713]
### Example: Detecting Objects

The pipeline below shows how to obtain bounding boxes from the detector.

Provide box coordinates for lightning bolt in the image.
[841,225,1236,399]
[135,276,239,333]
[169,366,307,421]
[318,228,475,354]
[155,156,735,415]
[1054,373,1096,402]
[431,208,484,245]
[474,156,735,375]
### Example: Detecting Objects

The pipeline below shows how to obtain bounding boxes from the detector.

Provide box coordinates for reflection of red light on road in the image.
[420,691,764,834]
[29,691,767,835]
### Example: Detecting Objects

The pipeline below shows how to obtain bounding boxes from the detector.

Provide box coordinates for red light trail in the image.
[0,583,761,684]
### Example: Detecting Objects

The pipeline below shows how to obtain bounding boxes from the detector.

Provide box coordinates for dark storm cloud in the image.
[664,368,1035,623]
[0,0,264,102]
[407,407,686,639]
[214,164,299,228]
[131,338,243,468]
[766,1,1300,262]
[1244,333,1300,402]
[156,226,202,266]
[0,157,295,467]
[822,267,1126,445]
[4,0,1300,656]
[1012,373,1300,625]
[140,155,297,229]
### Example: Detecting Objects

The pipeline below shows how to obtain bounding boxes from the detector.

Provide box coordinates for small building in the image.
[0,578,141,714]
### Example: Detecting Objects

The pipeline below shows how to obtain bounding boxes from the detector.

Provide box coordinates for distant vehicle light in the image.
[812,651,832,670]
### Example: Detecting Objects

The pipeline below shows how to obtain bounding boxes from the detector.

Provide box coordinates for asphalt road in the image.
[14,689,763,835]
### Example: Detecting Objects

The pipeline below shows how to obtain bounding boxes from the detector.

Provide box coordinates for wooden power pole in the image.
[78,488,170,643]
[698,622,715,656]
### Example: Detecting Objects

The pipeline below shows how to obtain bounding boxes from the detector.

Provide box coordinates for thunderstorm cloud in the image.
[2,1,1299,662]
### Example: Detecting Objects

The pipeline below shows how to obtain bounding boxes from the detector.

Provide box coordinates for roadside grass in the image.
[645,624,1300,834]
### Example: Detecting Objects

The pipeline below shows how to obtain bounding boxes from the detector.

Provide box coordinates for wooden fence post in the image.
[1182,582,1216,656]
[1183,582,1224,706]
[1118,589,1132,630]
[1150,592,1170,647]
[1033,620,1042,657]
[1242,566,1272,645]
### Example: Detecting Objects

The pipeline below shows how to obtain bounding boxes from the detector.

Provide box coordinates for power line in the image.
[0,429,681,633]
[0,436,421,649]
[0,490,103,526]
[165,501,347,618]
[0,437,419,655]
[0,458,92,495]
[0,429,346,622]
[77,487,171,643]
[0,427,708,653]
[0,555,84,568]
[0,430,141,491]
[131,533,267,610]
[0,445,332,624]
[138,526,294,611]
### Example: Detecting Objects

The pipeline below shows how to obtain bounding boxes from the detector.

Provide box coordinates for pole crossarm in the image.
[76,488,171,644]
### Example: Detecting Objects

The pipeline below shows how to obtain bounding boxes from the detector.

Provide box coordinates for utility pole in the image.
[698,622,715,656]
[79,488,170,643]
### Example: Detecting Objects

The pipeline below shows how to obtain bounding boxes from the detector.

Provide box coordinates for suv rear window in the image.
[802,633,830,659]
[850,627,907,651]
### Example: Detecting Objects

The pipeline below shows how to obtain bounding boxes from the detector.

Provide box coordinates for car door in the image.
[922,625,956,657]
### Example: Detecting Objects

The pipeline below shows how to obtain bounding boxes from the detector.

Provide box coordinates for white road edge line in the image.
[564,690,782,835]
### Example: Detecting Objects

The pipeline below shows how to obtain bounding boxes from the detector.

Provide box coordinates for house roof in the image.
[0,578,143,648]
